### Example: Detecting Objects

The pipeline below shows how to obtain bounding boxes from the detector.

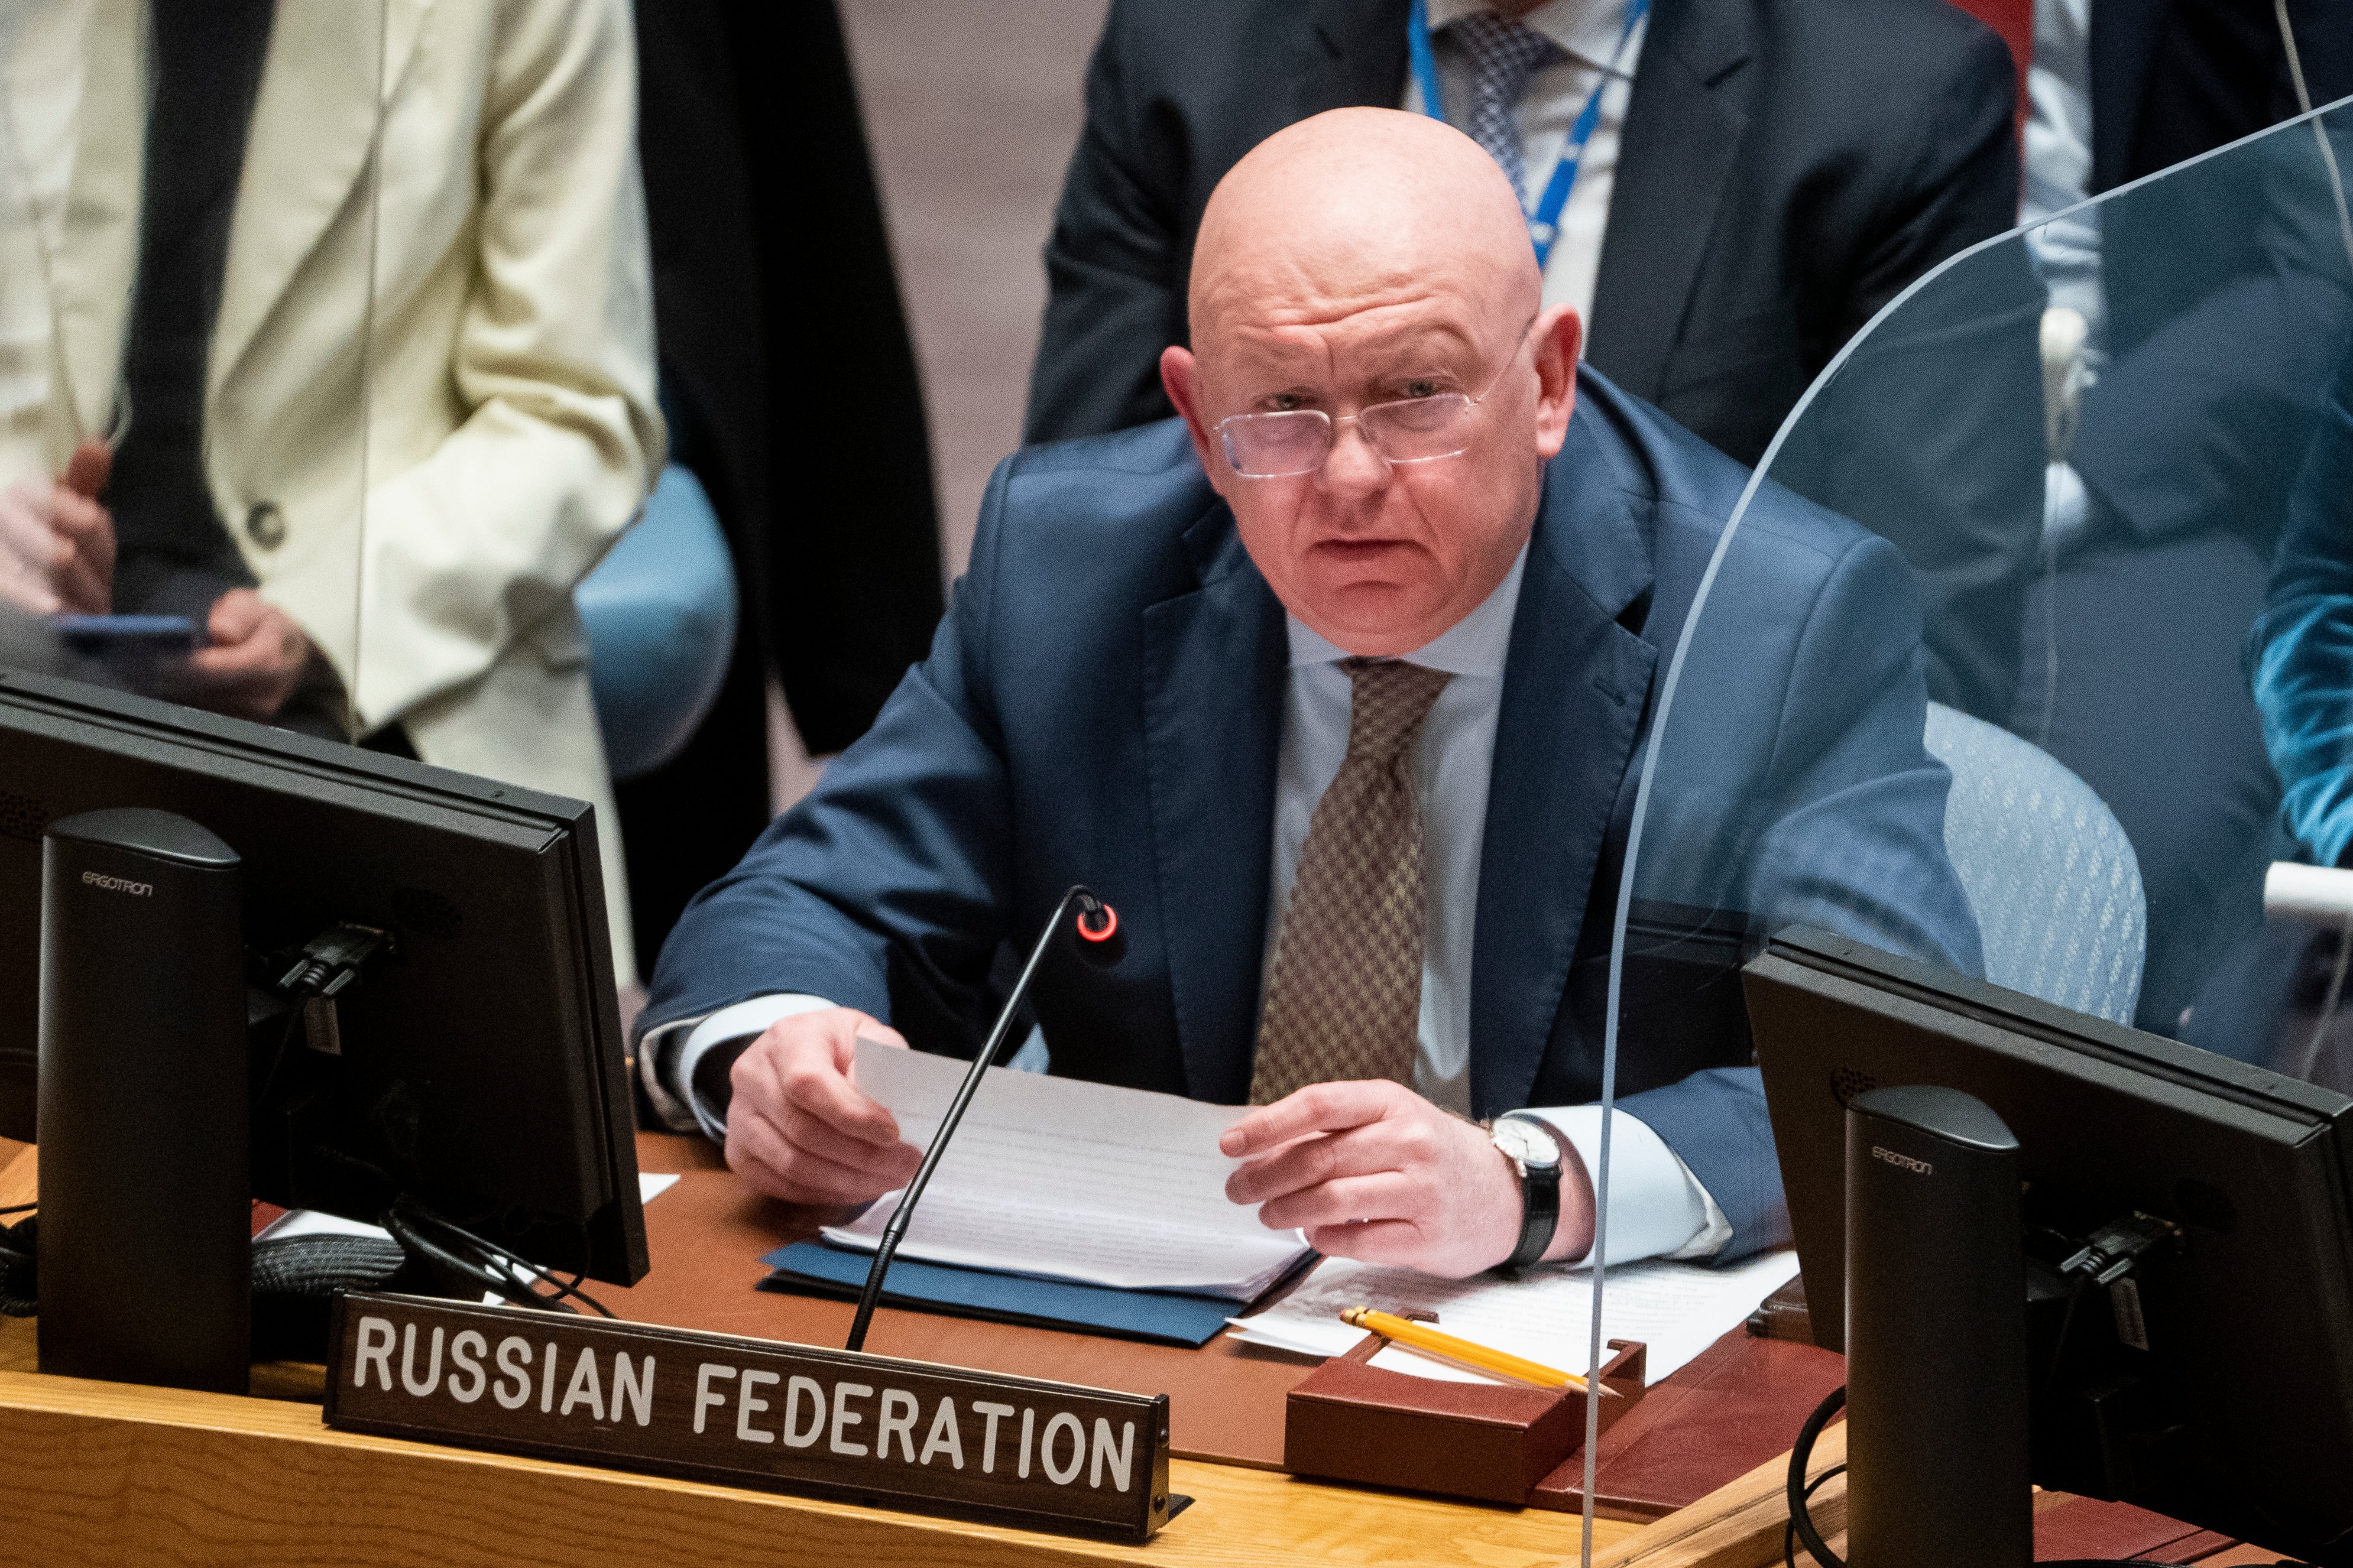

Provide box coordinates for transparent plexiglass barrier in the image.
[1577,99,2353,1559]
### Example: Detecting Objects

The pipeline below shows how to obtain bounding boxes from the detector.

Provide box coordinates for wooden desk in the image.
[1590,1417,2297,1568]
[0,1134,1648,1566]
[2,1127,2294,1566]
[614,1132,1849,1520]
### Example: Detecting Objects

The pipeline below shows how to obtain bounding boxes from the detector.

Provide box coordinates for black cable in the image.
[0,1203,33,1216]
[1787,1384,1847,1568]
[2045,1269,2092,1395]
[391,1213,588,1316]
[304,1145,614,1317]
[254,1004,305,1108]
[1784,1465,1846,1568]
[384,1198,614,1319]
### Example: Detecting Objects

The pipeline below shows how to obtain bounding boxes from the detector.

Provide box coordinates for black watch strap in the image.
[1503,1125,1562,1271]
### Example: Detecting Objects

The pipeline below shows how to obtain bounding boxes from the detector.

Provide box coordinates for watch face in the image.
[1494,1116,1561,1172]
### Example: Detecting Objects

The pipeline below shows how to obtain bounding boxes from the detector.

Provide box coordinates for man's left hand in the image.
[1220,1080,1593,1278]
[187,588,316,721]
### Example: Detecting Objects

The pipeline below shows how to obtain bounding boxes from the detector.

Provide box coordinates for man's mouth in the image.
[1311,538,1412,563]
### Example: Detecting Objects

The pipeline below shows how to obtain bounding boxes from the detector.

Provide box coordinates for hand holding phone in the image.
[187,589,316,722]
[0,440,115,617]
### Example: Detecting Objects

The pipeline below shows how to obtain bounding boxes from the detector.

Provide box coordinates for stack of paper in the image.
[1226,1249,1803,1386]
[818,1040,1314,1302]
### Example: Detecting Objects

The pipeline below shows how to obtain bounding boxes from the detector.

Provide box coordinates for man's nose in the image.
[1314,418,1391,496]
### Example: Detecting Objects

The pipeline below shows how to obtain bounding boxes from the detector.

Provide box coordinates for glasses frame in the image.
[1213,319,1540,479]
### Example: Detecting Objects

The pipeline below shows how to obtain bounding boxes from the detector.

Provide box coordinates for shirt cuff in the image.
[1522,1105,1731,1265]
[674,994,837,1141]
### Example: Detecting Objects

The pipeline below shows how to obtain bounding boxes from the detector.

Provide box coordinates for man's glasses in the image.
[1214,327,1534,479]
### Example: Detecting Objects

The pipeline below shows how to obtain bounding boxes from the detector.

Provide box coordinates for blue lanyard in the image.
[1407,0,1650,271]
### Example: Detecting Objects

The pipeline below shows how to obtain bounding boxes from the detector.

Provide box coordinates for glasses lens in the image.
[1362,394,1476,461]
[1222,411,1331,476]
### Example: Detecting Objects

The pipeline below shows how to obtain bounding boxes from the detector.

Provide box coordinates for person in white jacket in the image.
[0,0,662,981]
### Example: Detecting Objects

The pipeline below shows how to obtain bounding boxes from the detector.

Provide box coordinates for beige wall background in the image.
[772,0,1110,805]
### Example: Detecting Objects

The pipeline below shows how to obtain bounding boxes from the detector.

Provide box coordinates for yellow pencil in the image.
[1339,1306,1622,1395]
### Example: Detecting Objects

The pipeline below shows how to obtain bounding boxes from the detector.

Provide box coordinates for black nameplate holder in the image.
[323,1292,1180,1542]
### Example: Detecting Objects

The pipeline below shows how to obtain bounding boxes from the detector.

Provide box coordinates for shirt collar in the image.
[1285,541,1529,677]
[1424,0,1634,72]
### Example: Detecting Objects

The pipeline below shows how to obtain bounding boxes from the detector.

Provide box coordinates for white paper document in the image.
[819,1040,1313,1300]
[1226,1248,1803,1386]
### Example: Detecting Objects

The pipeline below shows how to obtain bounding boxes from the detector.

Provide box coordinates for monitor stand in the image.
[35,807,252,1393]
[1838,1085,2034,1568]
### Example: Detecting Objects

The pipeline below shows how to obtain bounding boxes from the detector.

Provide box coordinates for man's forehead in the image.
[1204,296,1486,374]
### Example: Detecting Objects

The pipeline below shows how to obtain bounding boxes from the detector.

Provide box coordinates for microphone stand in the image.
[844,884,1121,1353]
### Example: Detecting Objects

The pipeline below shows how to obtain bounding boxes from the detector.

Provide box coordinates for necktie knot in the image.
[1448,11,1562,202]
[1339,657,1454,770]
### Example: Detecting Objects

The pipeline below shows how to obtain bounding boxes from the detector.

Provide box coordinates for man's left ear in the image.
[1531,304,1580,460]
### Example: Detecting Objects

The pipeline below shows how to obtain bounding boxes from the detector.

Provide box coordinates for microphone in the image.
[844,884,1124,1353]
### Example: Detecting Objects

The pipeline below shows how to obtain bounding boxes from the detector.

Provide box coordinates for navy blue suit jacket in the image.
[643,371,1982,1260]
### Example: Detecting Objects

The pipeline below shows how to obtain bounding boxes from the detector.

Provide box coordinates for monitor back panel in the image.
[0,671,644,1282]
[1746,930,2353,1540]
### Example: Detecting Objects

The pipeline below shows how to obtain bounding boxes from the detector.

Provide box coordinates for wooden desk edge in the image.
[0,1359,1642,1567]
[2,1138,1645,1564]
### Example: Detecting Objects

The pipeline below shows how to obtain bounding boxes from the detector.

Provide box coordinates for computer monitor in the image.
[0,665,646,1287]
[1746,926,2353,1564]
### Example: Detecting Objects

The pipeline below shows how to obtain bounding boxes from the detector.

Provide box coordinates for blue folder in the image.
[759,1241,1252,1349]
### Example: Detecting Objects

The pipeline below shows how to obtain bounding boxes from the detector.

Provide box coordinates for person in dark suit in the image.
[1022,0,2044,726]
[620,0,946,971]
[2015,3,2351,1034]
[639,112,1979,1274]
[2089,0,2349,197]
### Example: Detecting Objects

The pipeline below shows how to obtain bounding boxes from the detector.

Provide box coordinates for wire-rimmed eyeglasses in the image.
[1214,324,1536,478]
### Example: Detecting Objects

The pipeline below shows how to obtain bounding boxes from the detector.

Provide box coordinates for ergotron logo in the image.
[1871,1145,1932,1176]
[81,871,153,898]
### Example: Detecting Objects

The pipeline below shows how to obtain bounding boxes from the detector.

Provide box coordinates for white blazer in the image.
[4,0,663,981]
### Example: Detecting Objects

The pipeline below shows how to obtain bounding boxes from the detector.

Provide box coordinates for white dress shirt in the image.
[672,544,1730,1266]
[1402,0,1649,330]
[2021,0,2104,342]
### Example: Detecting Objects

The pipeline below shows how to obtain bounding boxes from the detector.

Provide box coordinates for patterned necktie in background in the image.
[1448,11,1564,203]
[1250,658,1456,1105]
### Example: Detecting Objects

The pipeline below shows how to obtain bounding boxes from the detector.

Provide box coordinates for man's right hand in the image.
[722,1007,925,1206]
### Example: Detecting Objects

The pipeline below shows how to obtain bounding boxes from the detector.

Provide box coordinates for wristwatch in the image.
[1490,1112,1564,1272]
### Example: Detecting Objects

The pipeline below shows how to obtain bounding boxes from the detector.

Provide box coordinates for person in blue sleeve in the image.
[637,109,1980,1277]
[2254,348,2353,878]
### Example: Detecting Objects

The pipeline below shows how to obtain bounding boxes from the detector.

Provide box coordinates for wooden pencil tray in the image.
[1283,1330,1647,1505]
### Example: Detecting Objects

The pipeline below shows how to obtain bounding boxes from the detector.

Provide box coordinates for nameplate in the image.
[322,1292,1176,1542]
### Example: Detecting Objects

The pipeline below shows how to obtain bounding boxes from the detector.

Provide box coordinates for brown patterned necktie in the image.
[1249,657,1456,1105]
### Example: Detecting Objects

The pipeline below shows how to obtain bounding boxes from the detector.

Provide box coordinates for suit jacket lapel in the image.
[1140,505,1287,1105]
[1470,412,1659,1118]
[209,0,433,401]
[1584,0,1758,401]
[46,0,146,444]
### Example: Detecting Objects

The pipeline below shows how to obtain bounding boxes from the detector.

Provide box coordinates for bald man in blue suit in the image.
[639,109,1979,1275]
